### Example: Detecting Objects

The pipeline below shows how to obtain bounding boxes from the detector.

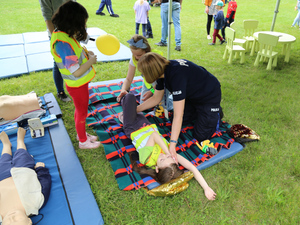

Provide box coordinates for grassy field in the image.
[1,0,300,224]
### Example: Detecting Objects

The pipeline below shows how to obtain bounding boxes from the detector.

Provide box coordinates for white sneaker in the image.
[79,139,101,149]
[207,35,211,40]
[76,132,98,142]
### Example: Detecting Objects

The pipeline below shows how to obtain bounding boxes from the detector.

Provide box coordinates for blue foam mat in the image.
[0,27,131,79]
[0,56,28,78]
[0,33,24,46]
[50,119,104,225]
[0,44,25,59]
[26,52,53,72]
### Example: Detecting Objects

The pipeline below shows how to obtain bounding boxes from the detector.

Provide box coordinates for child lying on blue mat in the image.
[0,127,51,225]
[119,93,216,200]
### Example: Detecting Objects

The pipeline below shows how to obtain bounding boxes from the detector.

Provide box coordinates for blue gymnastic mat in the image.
[0,33,24,46]
[0,128,73,224]
[0,27,131,79]
[0,56,28,77]
[0,45,25,59]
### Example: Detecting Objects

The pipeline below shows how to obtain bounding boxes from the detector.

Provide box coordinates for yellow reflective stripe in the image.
[131,124,168,151]
[61,67,93,81]
[56,62,65,69]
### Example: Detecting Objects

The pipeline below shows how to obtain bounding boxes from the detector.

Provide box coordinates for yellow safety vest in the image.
[50,31,95,87]
[131,124,168,151]
[131,124,168,168]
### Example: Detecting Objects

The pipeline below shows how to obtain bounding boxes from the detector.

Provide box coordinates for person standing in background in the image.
[208,1,225,45]
[134,0,151,37]
[38,0,71,102]
[221,0,237,41]
[96,0,119,17]
[291,0,300,28]
[155,0,182,51]
[204,0,225,40]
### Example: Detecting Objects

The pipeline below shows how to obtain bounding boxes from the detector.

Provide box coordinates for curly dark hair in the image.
[52,1,89,41]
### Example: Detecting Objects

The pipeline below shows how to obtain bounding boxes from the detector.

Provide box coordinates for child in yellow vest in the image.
[50,1,101,149]
[119,93,216,200]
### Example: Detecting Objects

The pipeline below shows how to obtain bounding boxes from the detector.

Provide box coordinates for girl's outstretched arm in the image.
[177,154,216,200]
[146,131,170,155]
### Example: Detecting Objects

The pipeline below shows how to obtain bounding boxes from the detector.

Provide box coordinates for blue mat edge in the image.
[49,119,104,225]
[197,142,244,171]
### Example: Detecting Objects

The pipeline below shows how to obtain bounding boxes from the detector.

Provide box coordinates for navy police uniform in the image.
[156,59,222,141]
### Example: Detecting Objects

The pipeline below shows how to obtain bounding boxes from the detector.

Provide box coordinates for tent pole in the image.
[167,0,173,60]
[271,0,280,31]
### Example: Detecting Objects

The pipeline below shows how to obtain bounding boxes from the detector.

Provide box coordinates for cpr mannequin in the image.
[0,128,51,225]
[0,93,41,122]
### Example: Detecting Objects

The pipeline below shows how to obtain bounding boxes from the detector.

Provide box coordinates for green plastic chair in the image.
[254,33,279,70]
[243,20,259,52]
[230,22,246,48]
[223,27,246,64]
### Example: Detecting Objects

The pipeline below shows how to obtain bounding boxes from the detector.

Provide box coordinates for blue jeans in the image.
[292,10,300,27]
[146,17,153,36]
[160,2,181,46]
[50,35,65,94]
[96,0,114,15]
[53,62,65,94]
[136,23,147,37]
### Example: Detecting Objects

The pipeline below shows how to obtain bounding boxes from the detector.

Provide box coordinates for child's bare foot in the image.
[17,127,27,150]
[17,127,26,140]
[0,131,11,146]
[0,131,12,154]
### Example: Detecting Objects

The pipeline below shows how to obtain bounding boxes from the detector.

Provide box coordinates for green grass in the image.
[1,0,300,224]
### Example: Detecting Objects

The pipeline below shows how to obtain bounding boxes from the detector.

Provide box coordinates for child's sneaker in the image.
[57,92,71,102]
[79,139,101,149]
[76,132,98,142]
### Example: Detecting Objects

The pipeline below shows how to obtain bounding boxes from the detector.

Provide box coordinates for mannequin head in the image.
[2,209,32,225]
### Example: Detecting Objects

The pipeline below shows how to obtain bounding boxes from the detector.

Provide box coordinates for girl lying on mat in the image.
[119,93,216,200]
[0,127,51,225]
